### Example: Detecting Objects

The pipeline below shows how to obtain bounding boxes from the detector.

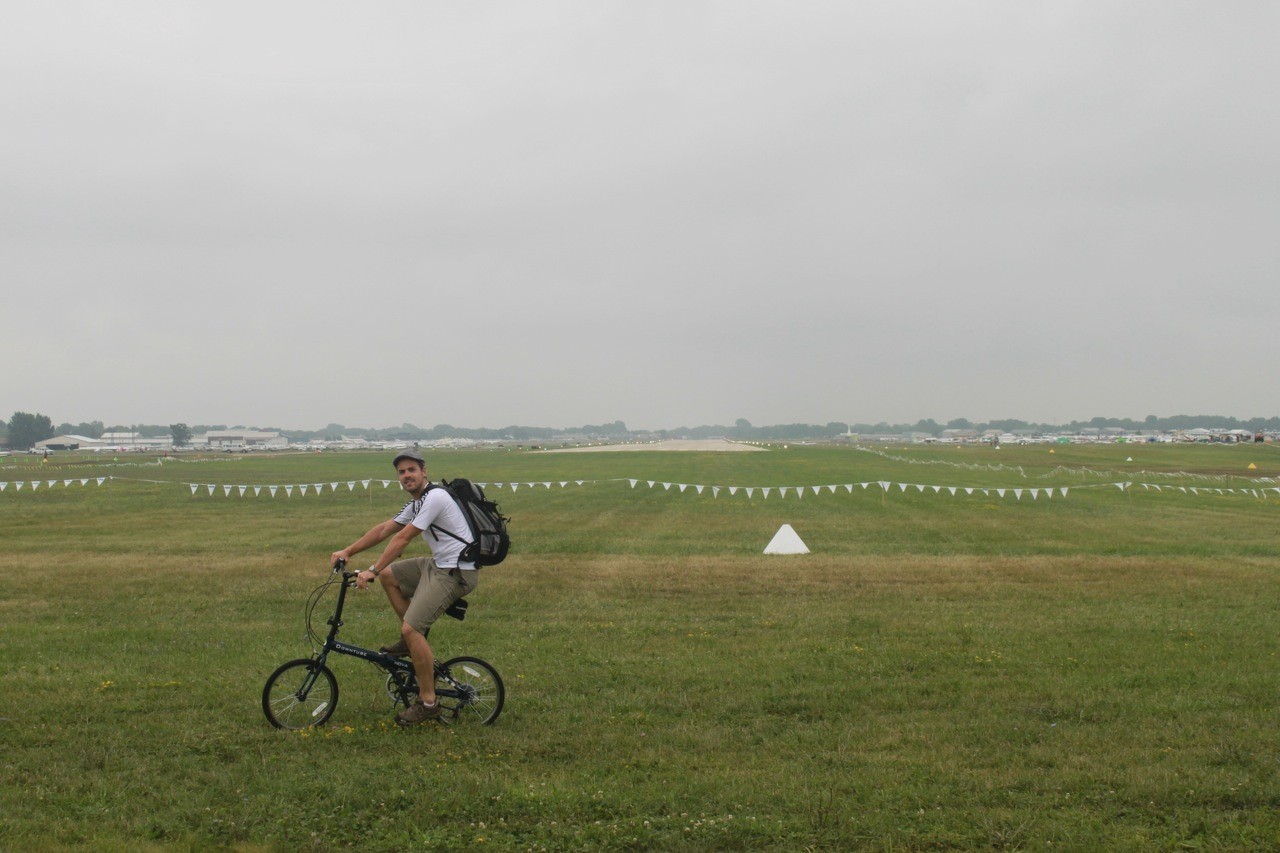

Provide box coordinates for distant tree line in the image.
[4,412,1278,451]
[662,415,1280,440]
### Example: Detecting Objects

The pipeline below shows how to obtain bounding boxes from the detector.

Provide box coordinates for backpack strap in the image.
[420,482,476,549]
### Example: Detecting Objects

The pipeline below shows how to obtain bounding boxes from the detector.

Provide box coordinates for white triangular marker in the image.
[764,523,810,555]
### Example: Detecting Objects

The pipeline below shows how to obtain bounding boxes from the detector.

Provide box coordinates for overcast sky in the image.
[3,2,1276,431]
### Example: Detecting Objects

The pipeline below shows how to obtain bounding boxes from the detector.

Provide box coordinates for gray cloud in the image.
[4,2,1277,430]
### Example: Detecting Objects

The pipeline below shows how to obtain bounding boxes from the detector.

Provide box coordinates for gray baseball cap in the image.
[392,451,426,468]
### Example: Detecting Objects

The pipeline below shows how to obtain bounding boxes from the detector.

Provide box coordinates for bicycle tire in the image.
[262,658,339,729]
[436,656,504,725]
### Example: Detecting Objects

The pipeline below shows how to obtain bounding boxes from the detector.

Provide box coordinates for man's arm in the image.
[331,519,403,567]
[354,522,420,590]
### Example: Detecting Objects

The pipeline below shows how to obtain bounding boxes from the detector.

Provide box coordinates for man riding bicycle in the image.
[330,451,479,725]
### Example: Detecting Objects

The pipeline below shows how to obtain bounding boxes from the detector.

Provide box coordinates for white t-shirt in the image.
[393,487,476,569]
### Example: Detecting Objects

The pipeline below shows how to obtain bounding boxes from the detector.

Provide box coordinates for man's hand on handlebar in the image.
[354,566,380,591]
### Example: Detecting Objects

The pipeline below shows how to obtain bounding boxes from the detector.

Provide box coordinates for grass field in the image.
[2,442,1279,850]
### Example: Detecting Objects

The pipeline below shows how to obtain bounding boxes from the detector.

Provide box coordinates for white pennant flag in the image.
[270,486,278,497]
[629,479,638,488]
[762,487,772,499]
[678,484,688,493]
[510,483,519,492]
[541,482,551,489]
[996,489,1006,498]
[662,482,672,491]
[1013,489,1023,500]
[348,481,357,491]
[285,485,294,497]
[778,487,788,499]
[729,487,739,496]
[30,481,39,492]
[1060,487,1069,497]
[14,481,24,491]
[559,481,569,488]
[845,484,855,493]
[80,479,89,486]
[207,485,216,495]
[647,481,656,488]
[190,484,198,495]
[0,483,7,492]
[362,480,371,489]
[712,486,720,498]
[254,487,262,497]
[695,485,704,494]
[47,480,56,488]
[930,485,941,493]
[899,483,909,492]
[795,487,803,499]
[299,485,309,496]
[223,486,233,497]
[331,482,340,492]
[382,480,392,488]
[64,479,73,487]
[745,488,755,498]
[238,486,247,497]
[948,487,957,496]
[1029,489,1039,500]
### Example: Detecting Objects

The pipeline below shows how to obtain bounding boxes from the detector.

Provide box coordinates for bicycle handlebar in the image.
[331,558,363,584]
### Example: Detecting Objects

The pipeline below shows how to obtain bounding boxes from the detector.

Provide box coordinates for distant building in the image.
[199,430,288,449]
[35,434,103,451]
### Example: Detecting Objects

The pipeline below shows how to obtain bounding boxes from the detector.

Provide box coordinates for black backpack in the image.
[426,479,511,568]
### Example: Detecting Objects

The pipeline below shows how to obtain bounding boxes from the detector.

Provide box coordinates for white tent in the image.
[763,524,809,555]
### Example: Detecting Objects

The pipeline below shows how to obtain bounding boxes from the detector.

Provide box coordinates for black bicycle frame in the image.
[313,568,466,705]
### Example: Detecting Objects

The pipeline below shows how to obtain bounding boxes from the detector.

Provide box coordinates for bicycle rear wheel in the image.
[262,658,339,729]
[436,656,504,725]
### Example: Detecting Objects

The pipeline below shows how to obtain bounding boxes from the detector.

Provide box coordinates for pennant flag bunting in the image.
[4,468,1268,508]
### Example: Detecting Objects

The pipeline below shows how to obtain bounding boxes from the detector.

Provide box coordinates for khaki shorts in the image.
[390,556,479,635]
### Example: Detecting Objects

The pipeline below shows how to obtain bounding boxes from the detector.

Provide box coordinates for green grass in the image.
[1,444,1279,849]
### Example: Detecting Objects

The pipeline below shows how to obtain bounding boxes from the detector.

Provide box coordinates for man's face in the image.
[396,461,426,492]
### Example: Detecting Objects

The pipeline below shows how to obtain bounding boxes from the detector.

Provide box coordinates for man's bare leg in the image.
[378,572,410,621]
[402,621,436,705]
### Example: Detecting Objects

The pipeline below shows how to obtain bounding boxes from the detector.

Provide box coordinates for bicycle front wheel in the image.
[262,658,339,729]
[436,656,504,725]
